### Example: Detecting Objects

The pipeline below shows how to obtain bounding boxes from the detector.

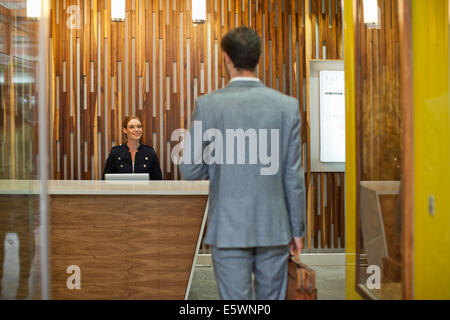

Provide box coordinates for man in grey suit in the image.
[179,27,305,300]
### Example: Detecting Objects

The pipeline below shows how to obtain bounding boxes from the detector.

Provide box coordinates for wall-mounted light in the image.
[363,0,379,28]
[192,0,206,24]
[111,0,125,22]
[27,0,41,19]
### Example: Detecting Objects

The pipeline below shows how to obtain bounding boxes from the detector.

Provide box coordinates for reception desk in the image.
[0,180,209,299]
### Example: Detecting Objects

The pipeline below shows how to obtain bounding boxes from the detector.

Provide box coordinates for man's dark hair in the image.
[221,27,261,72]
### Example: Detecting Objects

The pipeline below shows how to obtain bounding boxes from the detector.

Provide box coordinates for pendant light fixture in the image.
[363,0,379,28]
[192,0,206,24]
[27,0,41,19]
[111,0,126,22]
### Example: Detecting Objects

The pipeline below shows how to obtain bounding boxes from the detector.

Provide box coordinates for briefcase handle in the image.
[289,252,301,263]
[288,254,317,294]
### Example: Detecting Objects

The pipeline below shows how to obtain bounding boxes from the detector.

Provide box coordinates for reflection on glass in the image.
[0,1,40,299]
[356,0,404,300]
[359,181,403,299]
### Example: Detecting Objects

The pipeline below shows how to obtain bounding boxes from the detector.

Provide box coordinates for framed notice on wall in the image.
[319,70,345,163]
[309,60,345,172]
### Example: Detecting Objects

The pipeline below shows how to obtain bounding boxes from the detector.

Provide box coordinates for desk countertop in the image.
[0,180,209,195]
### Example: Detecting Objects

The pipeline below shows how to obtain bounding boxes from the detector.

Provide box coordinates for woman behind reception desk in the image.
[103,116,163,180]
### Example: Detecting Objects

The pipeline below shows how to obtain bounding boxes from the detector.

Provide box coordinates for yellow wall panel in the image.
[343,0,361,300]
[412,0,450,300]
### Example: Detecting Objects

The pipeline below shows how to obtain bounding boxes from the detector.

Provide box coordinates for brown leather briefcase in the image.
[286,257,318,300]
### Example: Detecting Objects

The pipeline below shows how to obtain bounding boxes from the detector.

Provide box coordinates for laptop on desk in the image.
[104,173,149,181]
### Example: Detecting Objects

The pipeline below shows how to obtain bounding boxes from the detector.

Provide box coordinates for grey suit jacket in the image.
[179,80,306,248]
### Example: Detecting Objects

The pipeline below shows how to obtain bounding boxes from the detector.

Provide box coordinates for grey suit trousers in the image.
[211,245,289,300]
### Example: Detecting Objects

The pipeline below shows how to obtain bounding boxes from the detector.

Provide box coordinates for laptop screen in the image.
[104,173,150,181]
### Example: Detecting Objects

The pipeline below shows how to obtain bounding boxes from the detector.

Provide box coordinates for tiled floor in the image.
[188,265,346,300]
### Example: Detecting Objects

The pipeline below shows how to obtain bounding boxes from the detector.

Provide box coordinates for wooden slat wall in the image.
[45,0,344,250]
[306,171,345,249]
[356,0,401,182]
[0,5,39,181]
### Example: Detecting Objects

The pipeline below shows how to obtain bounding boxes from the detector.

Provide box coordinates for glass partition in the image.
[354,0,407,300]
[0,1,48,299]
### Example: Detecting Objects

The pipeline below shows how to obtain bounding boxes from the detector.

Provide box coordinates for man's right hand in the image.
[289,237,303,261]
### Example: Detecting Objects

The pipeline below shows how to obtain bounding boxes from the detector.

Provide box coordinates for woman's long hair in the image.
[122,116,142,142]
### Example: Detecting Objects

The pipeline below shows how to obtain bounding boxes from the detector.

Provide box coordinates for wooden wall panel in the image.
[354,0,403,299]
[46,0,344,250]
[356,0,401,182]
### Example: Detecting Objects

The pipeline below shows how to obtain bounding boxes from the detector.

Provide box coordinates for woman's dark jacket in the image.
[103,143,163,180]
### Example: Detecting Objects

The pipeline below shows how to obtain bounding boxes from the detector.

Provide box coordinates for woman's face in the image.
[123,119,142,142]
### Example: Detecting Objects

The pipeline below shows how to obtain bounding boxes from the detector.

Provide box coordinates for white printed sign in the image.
[319,71,346,163]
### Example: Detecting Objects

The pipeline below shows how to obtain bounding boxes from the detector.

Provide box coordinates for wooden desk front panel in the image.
[50,195,208,299]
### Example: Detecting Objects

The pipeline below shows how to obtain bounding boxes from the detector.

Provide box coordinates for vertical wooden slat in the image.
[104,0,111,161]
[131,38,136,115]
[95,7,101,178]
[187,38,191,128]
[76,37,81,179]
[326,172,332,248]
[320,172,325,247]
[313,173,318,248]
[179,12,184,127]
[304,0,313,246]
[125,10,129,117]
[333,172,339,248]
[159,36,164,175]
[307,176,313,249]
[91,0,98,179]
[152,11,156,118]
